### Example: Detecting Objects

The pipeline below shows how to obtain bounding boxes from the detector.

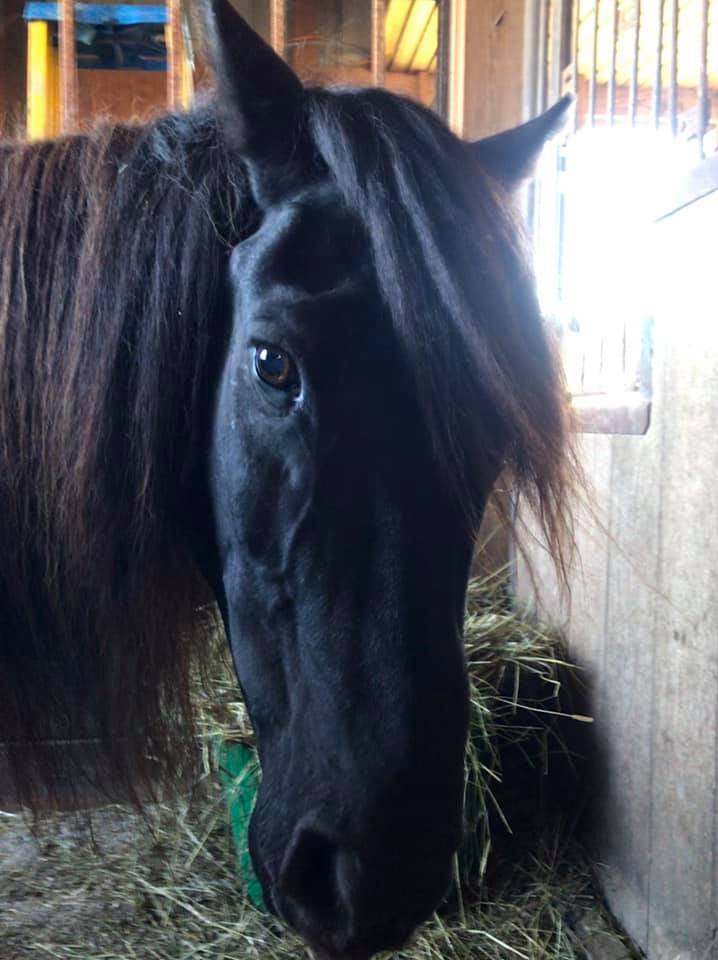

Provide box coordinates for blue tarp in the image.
[23,3,168,25]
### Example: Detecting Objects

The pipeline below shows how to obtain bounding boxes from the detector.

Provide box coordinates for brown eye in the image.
[254,345,298,391]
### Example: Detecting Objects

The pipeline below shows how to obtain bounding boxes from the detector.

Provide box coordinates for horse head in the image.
[197,4,571,957]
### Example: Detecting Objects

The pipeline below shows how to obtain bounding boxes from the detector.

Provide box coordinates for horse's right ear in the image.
[197,0,309,196]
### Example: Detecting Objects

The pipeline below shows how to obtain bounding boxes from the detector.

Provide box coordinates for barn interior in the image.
[1,3,717,959]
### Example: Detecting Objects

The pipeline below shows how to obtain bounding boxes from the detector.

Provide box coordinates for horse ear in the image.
[198,0,309,194]
[471,95,573,188]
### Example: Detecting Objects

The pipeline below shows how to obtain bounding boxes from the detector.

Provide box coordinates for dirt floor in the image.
[0,784,638,960]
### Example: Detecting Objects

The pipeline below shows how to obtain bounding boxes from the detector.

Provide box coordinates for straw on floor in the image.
[0,575,635,960]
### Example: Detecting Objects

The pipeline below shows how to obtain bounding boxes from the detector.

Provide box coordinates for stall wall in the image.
[518,179,718,960]
[0,0,27,134]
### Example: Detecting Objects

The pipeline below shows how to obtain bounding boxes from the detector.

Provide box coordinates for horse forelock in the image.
[304,88,580,577]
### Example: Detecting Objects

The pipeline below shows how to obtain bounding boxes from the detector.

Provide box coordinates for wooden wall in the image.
[77,71,167,125]
[0,0,27,135]
[449,0,526,138]
[517,171,718,960]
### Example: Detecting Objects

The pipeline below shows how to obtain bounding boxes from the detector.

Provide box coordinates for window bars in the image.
[533,0,716,156]
[529,0,715,433]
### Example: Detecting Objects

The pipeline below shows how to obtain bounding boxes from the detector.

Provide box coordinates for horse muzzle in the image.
[255,808,455,959]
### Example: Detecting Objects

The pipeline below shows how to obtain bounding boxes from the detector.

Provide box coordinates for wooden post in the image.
[179,36,194,109]
[59,0,78,133]
[166,0,184,110]
[270,0,286,57]
[447,0,466,135]
[372,0,386,87]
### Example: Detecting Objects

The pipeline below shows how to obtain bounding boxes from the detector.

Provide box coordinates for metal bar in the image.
[588,0,599,126]
[447,0,465,131]
[536,0,549,113]
[549,0,565,102]
[436,0,450,119]
[407,4,436,74]
[607,0,618,125]
[166,0,183,111]
[371,0,386,86]
[270,0,286,58]
[559,0,574,73]
[668,0,678,137]
[697,0,709,157]
[522,0,542,119]
[628,0,641,126]
[652,0,665,129]
[59,0,78,133]
[388,0,417,71]
[571,0,580,129]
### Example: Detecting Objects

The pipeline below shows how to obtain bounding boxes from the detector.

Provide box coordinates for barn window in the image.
[528,0,717,434]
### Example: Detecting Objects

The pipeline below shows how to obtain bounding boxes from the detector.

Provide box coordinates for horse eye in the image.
[254,345,297,391]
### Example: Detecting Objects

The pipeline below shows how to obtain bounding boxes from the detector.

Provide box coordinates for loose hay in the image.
[0,577,635,960]
[0,787,631,960]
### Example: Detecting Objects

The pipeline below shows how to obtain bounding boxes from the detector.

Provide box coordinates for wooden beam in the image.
[166,0,183,110]
[447,0,466,134]
[270,0,286,57]
[371,0,386,87]
[59,0,78,133]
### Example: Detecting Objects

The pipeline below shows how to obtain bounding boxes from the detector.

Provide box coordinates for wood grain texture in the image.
[270,0,285,56]
[59,0,79,132]
[166,0,183,111]
[371,0,386,87]
[77,70,166,125]
[459,0,526,139]
[517,184,718,960]
[0,0,28,135]
[645,189,718,960]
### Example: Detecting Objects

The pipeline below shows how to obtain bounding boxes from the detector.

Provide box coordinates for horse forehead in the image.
[233,190,369,296]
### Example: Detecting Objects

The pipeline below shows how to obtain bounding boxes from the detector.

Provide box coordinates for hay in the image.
[0,576,635,960]
[0,783,631,960]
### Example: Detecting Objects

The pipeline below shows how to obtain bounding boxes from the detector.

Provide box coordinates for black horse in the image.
[0,3,576,957]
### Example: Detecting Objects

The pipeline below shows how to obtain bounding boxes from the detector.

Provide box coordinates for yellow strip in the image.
[27,20,50,139]
[180,39,194,110]
[386,0,412,65]
[392,0,436,72]
[48,41,60,136]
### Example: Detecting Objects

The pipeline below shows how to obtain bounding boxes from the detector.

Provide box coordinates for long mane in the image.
[0,91,576,810]
[0,109,249,808]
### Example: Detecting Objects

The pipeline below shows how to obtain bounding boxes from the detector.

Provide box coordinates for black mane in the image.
[0,91,575,808]
[0,109,248,806]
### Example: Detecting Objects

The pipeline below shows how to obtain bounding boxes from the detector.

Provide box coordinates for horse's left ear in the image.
[197,0,311,198]
[471,95,573,188]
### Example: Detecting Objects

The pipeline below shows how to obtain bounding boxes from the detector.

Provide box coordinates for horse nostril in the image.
[279,822,362,944]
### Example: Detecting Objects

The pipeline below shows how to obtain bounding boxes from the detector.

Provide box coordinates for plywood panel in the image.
[458,0,526,139]
[518,184,718,960]
[0,0,28,135]
[78,70,167,125]
[595,425,663,949]
[645,189,718,960]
